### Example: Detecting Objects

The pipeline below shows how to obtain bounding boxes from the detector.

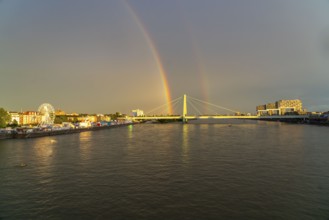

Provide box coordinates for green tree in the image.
[54,115,68,124]
[0,108,11,128]
[110,112,123,120]
[10,119,18,128]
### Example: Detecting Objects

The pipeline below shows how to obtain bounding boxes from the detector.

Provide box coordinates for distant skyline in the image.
[1,0,329,114]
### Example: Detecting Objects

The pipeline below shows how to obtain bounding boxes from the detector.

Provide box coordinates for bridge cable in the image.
[170,98,182,115]
[188,95,239,113]
[158,98,181,115]
[189,98,215,115]
[145,96,182,115]
[187,99,203,115]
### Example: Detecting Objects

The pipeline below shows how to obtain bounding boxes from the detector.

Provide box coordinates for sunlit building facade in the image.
[132,109,144,117]
[9,112,20,125]
[20,111,42,125]
[257,99,304,116]
[96,114,111,122]
[55,109,66,116]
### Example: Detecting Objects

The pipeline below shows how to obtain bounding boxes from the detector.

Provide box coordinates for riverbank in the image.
[257,117,329,126]
[0,122,134,140]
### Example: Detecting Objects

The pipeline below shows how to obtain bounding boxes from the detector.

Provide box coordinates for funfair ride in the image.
[38,103,55,127]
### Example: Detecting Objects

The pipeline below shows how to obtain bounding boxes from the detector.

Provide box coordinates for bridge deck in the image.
[129,115,309,120]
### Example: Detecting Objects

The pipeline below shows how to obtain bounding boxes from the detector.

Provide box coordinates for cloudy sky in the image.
[1,0,329,114]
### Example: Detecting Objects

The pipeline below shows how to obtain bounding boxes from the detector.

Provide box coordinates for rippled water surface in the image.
[1,121,329,219]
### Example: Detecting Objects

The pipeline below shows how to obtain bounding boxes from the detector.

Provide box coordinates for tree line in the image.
[0,108,11,128]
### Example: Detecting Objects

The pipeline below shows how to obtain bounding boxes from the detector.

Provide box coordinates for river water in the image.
[1,121,329,219]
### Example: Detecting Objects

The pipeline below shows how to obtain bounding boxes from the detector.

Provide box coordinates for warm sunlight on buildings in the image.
[132,109,144,117]
[21,111,42,125]
[55,109,66,116]
[257,99,305,116]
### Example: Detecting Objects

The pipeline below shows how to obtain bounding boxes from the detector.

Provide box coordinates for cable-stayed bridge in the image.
[128,94,309,122]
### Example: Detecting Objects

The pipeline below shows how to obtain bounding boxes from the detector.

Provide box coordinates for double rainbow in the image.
[123,1,173,114]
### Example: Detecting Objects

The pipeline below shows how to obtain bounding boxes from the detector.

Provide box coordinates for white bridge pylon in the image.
[129,94,309,122]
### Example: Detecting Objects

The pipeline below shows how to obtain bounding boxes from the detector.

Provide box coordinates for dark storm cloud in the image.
[1,0,329,113]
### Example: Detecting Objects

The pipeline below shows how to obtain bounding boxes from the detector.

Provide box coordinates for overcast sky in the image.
[1,0,329,114]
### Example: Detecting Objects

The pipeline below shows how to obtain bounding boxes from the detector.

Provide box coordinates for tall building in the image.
[256,99,303,116]
[277,99,303,115]
[132,109,144,117]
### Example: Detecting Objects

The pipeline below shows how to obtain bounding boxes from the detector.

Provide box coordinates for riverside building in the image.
[132,109,144,117]
[257,99,304,116]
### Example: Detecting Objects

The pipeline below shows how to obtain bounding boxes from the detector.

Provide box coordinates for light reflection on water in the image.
[31,137,56,179]
[33,137,55,160]
[127,124,133,139]
[181,124,189,164]
[79,131,92,160]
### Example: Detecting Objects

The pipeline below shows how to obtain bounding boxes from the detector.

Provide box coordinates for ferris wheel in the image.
[38,103,55,126]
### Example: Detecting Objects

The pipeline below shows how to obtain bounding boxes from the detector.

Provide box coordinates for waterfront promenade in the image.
[0,122,133,140]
